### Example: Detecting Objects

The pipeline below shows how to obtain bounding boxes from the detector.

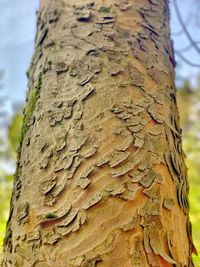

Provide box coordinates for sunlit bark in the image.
[2,0,196,266]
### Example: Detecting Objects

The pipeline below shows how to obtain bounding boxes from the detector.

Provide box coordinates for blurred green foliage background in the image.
[177,80,200,266]
[0,79,199,264]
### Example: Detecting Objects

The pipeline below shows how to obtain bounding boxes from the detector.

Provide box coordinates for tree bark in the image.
[2,0,196,266]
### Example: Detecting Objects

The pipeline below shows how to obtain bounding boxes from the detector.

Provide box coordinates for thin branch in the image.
[173,0,200,54]
[171,11,192,36]
[175,51,200,68]
[195,6,200,27]
[171,29,184,36]
[177,42,200,53]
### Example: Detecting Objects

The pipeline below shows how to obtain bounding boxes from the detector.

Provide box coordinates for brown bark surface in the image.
[2,0,196,266]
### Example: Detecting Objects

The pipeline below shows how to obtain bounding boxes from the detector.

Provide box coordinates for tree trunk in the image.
[2,0,196,266]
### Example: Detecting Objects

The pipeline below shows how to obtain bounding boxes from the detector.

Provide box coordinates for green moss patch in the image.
[98,6,111,13]
[45,212,56,219]
[21,73,42,140]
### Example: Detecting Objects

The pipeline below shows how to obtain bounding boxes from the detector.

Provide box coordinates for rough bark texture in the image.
[2,0,196,266]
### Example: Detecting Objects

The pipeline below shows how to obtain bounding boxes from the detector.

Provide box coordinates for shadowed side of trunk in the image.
[2,0,195,266]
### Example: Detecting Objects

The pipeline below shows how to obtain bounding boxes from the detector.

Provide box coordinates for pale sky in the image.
[0,0,199,117]
[170,0,200,83]
[0,0,39,117]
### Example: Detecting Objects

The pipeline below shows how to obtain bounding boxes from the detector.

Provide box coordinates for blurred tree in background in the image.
[177,78,200,266]
[0,107,22,248]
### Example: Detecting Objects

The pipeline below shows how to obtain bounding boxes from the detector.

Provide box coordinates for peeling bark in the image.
[2,0,196,266]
